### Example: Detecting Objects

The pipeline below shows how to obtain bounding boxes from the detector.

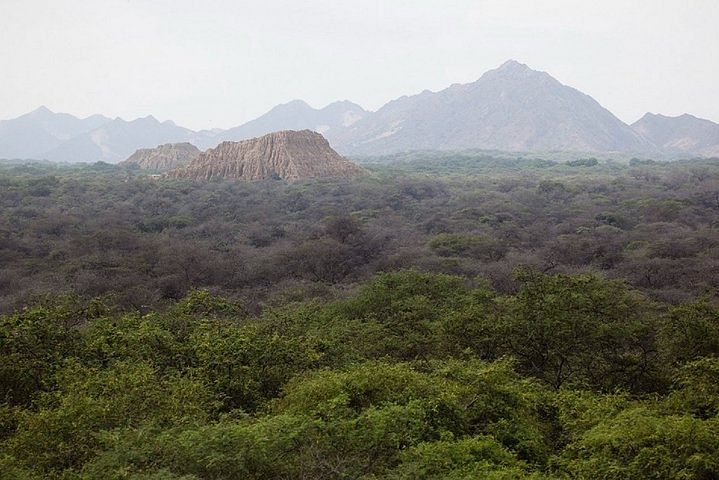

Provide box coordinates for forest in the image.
[1,154,719,479]
[1,154,718,313]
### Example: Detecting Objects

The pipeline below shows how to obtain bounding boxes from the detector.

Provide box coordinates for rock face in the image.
[332,60,653,155]
[168,130,365,181]
[632,113,719,157]
[121,142,200,171]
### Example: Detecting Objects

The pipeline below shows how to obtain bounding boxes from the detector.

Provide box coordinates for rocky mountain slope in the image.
[120,142,201,171]
[331,60,653,155]
[168,130,364,181]
[632,113,719,157]
[211,100,367,148]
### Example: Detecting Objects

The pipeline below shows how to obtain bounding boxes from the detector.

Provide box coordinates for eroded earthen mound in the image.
[167,130,364,181]
[121,142,200,171]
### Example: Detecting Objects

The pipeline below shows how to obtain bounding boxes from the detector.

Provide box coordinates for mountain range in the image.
[0,106,110,160]
[210,99,367,148]
[632,112,719,158]
[2,61,718,162]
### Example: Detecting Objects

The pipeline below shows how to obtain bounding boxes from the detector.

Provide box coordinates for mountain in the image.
[0,101,367,162]
[215,100,367,147]
[4,61,718,161]
[41,116,199,163]
[331,60,653,155]
[0,106,111,159]
[0,107,208,163]
[168,130,365,181]
[120,142,201,171]
[632,113,719,157]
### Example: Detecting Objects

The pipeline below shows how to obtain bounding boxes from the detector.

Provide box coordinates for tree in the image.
[496,271,660,391]
[660,299,719,366]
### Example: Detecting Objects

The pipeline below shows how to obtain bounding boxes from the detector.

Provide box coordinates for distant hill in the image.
[331,60,652,155]
[0,108,208,163]
[632,113,719,157]
[0,106,110,159]
[3,61,719,161]
[212,100,367,148]
[0,102,368,163]
[168,130,365,181]
[41,116,200,163]
[120,142,201,171]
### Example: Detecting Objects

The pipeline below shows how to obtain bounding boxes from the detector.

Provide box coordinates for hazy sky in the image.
[2,0,718,129]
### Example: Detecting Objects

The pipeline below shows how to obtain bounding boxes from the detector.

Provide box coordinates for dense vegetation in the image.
[1,154,718,478]
[1,270,719,479]
[1,155,718,313]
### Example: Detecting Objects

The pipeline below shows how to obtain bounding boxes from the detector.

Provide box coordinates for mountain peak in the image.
[333,60,652,155]
[321,100,367,115]
[324,100,364,110]
[125,115,159,125]
[262,99,314,116]
[636,112,704,124]
[280,99,312,110]
[478,59,543,82]
[218,98,369,144]
[29,105,54,116]
[497,59,531,72]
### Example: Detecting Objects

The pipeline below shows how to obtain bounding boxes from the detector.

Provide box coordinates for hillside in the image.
[632,112,719,157]
[331,60,653,155]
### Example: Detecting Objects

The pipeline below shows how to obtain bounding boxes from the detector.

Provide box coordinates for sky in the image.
[1,0,718,130]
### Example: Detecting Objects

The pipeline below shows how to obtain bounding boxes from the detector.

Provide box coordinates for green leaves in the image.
[1,273,718,479]
[190,319,322,412]
[172,289,244,318]
[558,408,719,479]
[660,300,719,365]
[498,271,660,391]
[0,303,82,406]
[428,233,507,261]
[387,436,530,479]
[5,360,215,475]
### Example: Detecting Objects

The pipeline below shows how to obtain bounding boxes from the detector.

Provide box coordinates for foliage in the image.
[1,156,719,478]
[0,269,717,478]
[2,156,719,313]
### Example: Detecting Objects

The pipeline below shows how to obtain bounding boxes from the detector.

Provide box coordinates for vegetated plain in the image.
[1,153,719,479]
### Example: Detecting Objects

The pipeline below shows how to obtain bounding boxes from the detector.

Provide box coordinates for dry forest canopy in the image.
[1,153,719,479]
